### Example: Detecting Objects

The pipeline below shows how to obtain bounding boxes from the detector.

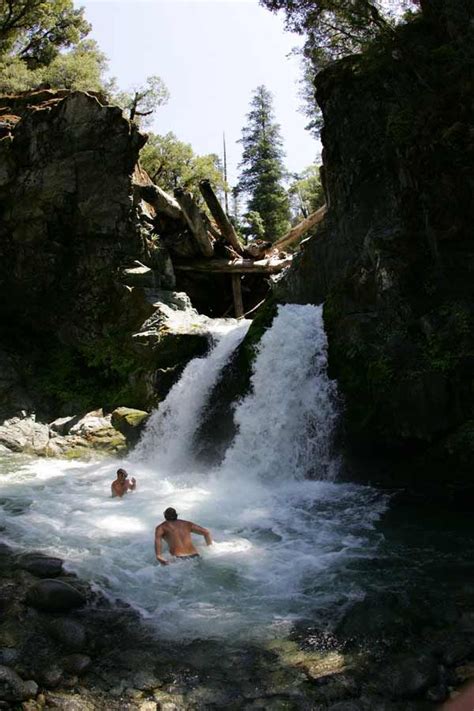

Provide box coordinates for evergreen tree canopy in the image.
[237,85,290,241]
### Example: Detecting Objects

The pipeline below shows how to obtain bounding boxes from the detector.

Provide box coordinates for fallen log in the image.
[174,256,292,274]
[139,184,183,222]
[265,204,327,254]
[199,179,243,254]
[174,188,214,258]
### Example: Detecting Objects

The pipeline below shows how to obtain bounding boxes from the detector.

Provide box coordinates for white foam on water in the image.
[0,305,387,641]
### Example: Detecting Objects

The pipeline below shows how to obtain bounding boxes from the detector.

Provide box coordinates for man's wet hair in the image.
[117,468,127,477]
[164,507,178,521]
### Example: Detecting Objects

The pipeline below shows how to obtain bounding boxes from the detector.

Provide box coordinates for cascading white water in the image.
[0,305,387,641]
[133,318,251,468]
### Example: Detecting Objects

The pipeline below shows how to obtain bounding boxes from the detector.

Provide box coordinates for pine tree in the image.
[237,85,290,241]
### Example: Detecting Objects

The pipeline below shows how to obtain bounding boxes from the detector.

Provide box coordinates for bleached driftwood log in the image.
[174,256,292,274]
[265,204,327,254]
[199,179,243,255]
[174,188,214,258]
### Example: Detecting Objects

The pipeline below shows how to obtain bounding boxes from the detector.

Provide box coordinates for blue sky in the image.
[77,0,321,184]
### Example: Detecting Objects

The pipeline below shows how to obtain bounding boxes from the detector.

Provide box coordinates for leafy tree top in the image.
[115,75,170,125]
[140,131,226,203]
[0,0,91,68]
[260,0,416,69]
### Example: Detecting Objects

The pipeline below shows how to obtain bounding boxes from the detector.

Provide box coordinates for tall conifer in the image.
[237,85,290,241]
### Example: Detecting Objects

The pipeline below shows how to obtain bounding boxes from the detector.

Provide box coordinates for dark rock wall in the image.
[280,2,474,497]
[0,91,203,416]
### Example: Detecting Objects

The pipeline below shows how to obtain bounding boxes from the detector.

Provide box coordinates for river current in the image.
[0,305,424,643]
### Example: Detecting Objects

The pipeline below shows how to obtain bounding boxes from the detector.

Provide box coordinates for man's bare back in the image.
[155,507,212,565]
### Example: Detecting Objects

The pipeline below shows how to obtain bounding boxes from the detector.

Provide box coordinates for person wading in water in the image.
[111,468,136,498]
[155,507,212,565]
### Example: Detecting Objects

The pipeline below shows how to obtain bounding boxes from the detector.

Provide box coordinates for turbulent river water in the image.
[0,304,436,646]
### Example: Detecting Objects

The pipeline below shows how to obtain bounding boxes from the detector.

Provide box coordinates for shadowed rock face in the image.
[0,90,208,417]
[278,3,474,498]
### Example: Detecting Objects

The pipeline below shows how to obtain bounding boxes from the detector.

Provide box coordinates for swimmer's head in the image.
[117,468,127,481]
[164,507,178,521]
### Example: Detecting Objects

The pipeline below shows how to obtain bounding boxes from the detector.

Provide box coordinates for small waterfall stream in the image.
[0,304,387,641]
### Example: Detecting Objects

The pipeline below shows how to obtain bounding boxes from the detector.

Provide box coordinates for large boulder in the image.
[110,407,149,446]
[0,665,38,702]
[0,416,49,454]
[16,552,63,578]
[26,579,86,612]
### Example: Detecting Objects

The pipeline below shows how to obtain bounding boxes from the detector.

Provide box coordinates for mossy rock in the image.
[111,407,150,446]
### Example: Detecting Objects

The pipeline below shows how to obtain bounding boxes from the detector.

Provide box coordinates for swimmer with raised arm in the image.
[155,507,212,565]
[111,468,136,498]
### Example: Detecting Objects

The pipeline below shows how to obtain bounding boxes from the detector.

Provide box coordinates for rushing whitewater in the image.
[0,305,387,641]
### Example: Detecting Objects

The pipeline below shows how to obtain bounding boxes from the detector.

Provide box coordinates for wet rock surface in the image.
[0,537,473,709]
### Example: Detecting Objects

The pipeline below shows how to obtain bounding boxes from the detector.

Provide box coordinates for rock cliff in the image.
[0,89,209,422]
[279,0,474,499]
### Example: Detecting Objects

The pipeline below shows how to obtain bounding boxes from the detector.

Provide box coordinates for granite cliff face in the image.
[280,1,474,498]
[0,90,209,420]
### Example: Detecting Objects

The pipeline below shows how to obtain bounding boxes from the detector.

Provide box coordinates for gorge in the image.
[0,0,473,708]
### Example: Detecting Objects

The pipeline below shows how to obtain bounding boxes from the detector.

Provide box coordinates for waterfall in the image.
[134,318,250,469]
[222,303,340,483]
[0,304,386,641]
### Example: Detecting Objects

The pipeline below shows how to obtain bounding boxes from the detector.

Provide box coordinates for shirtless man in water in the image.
[111,468,136,498]
[155,507,212,565]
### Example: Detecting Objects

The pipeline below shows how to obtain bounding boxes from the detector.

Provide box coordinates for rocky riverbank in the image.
[1,529,474,711]
[0,408,149,459]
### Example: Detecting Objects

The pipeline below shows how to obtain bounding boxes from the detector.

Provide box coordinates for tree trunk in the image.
[231,274,244,318]
[174,188,214,258]
[174,256,292,274]
[266,205,327,253]
[199,179,243,254]
[139,184,183,222]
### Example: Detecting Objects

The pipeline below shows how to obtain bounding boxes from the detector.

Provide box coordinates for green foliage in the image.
[288,164,324,221]
[242,210,266,240]
[237,85,290,241]
[0,0,90,68]
[262,1,417,138]
[140,131,226,201]
[0,40,109,94]
[260,0,414,70]
[0,0,111,95]
[114,75,169,125]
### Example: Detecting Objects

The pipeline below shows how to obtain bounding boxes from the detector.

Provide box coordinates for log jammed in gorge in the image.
[265,205,327,254]
[138,176,326,317]
[174,256,292,274]
[199,179,243,255]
